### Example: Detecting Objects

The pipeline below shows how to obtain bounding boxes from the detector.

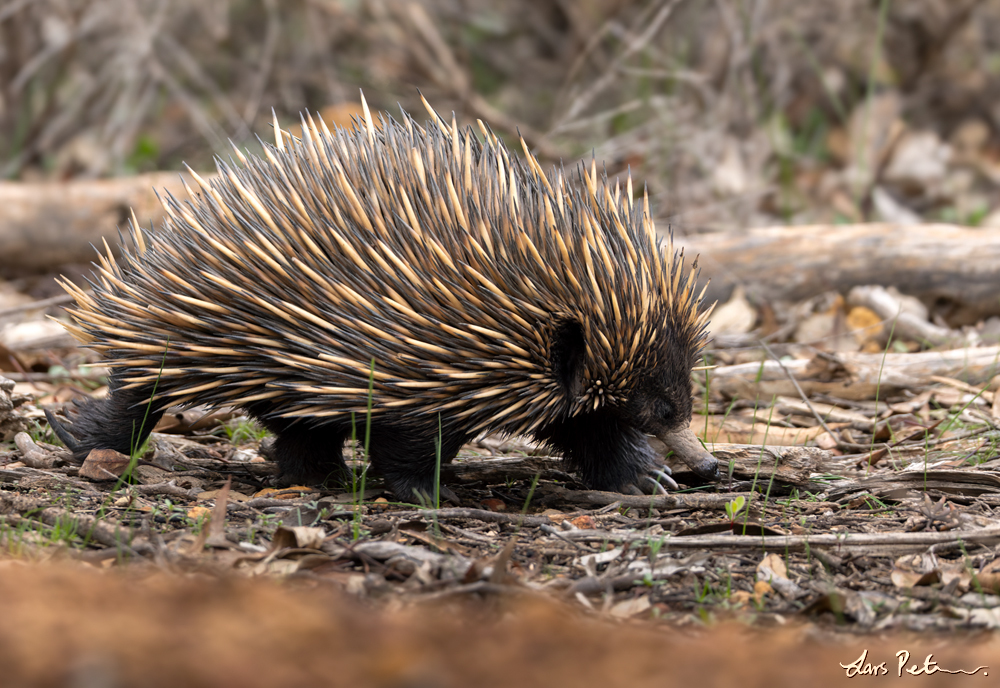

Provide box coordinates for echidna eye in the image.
[659,400,674,420]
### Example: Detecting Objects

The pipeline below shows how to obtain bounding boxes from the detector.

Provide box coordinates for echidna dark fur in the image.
[46,93,719,500]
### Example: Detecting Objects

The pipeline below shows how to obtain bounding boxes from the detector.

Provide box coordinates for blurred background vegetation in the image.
[2,0,999,232]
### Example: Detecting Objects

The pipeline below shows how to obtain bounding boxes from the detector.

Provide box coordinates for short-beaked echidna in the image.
[46,94,718,499]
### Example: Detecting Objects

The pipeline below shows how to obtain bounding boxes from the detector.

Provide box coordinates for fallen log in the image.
[0,173,191,274]
[679,223,1000,322]
[708,345,1000,400]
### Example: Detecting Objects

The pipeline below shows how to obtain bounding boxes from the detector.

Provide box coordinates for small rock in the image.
[843,93,903,193]
[706,285,756,336]
[369,519,393,535]
[712,138,747,195]
[0,377,30,440]
[872,186,922,225]
[950,118,990,162]
[883,129,951,194]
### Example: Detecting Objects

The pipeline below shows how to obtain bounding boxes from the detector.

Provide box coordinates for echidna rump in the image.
[46,93,719,499]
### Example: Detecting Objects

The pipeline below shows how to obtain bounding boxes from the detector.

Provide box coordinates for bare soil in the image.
[4,0,1000,682]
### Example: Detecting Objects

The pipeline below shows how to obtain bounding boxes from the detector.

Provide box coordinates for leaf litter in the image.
[3,288,1000,635]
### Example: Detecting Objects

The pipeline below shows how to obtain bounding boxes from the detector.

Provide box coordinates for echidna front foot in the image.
[644,467,679,493]
[266,425,352,488]
[366,425,468,502]
[535,411,662,493]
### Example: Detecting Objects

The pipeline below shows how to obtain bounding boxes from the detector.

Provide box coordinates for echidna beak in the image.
[656,427,719,481]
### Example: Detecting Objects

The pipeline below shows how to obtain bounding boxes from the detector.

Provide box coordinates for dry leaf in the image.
[890,554,940,588]
[752,580,773,604]
[707,285,756,336]
[254,487,315,499]
[609,595,651,619]
[271,526,326,551]
[701,418,827,446]
[757,553,788,581]
[815,432,839,450]
[729,590,752,606]
[197,489,250,502]
[973,559,1000,593]
[757,553,805,599]
[845,306,883,348]
[939,563,972,593]
[542,510,566,522]
[576,547,623,569]
[79,448,132,480]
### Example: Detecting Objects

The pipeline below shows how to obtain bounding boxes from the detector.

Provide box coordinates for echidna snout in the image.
[615,374,719,486]
[657,427,719,480]
[47,92,718,500]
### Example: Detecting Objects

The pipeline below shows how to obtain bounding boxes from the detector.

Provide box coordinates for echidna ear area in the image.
[54,94,712,495]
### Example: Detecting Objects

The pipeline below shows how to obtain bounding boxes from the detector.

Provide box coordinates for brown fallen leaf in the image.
[730,590,753,606]
[78,448,132,481]
[939,562,972,593]
[706,285,756,337]
[753,580,773,605]
[609,595,651,619]
[973,559,1000,594]
[845,305,884,350]
[253,486,317,499]
[891,553,941,589]
[270,526,326,551]
[757,553,806,599]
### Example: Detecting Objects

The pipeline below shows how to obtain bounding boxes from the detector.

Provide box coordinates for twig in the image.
[2,370,108,383]
[553,0,682,130]
[759,339,874,452]
[241,0,280,128]
[389,507,550,527]
[548,488,753,510]
[402,2,562,160]
[549,525,1000,553]
[0,491,152,556]
[0,294,77,319]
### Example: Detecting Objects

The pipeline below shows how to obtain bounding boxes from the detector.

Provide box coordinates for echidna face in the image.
[619,364,694,438]
[617,346,719,481]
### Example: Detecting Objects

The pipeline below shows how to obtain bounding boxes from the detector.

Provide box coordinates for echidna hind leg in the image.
[535,411,657,493]
[45,377,164,461]
[255,419,351,488]
[366,425,468,501]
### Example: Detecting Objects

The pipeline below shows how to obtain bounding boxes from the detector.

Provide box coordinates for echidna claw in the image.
[438,485,461,505]
[411,485,461,506]
[649,468,678,491]
[642,476,669,495]
[43,408,80,453]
